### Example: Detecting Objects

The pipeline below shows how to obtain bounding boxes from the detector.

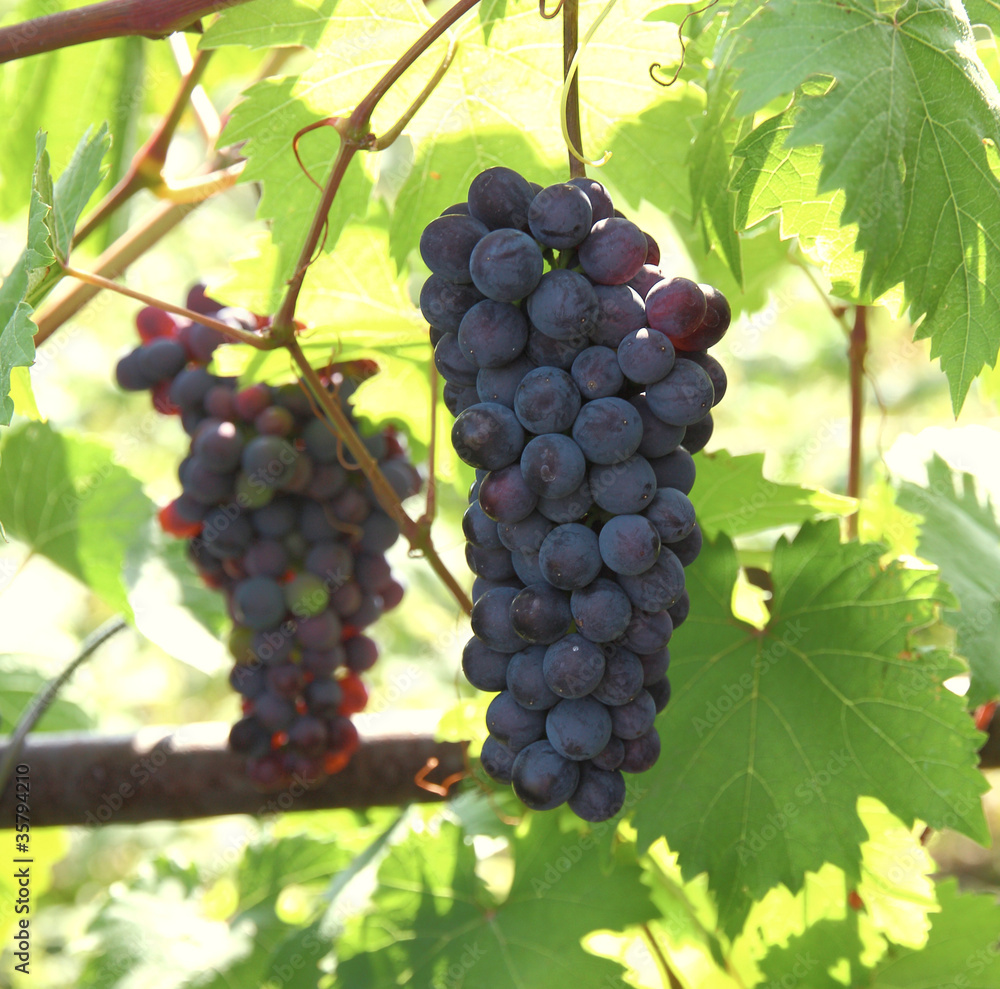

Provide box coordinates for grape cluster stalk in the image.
[115,286,422,788]
[422,167,729,821]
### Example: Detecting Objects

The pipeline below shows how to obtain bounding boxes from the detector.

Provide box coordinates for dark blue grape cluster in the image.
[115,286,421,788]
[422,168,729,822]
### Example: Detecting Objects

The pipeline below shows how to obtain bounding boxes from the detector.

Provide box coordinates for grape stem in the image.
[0,616,127,795]
[272,0,482,336]
[34,198,202,346]
[0,0,256,63]
[74,46,216,247]
[287,337,473,617]
[846,305,868,538]
[562,0,586,179]
[60,264,280,349]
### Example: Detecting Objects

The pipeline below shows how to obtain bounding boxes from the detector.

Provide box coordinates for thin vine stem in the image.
[0,616,127,793]
[273,0,481,334]
[562,0,585,179]
[61,265,278,348]
[74,46,215,246]
[286,337,473,617]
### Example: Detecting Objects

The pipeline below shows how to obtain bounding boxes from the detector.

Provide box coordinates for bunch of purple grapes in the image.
[421,168,728,821]
[115,286,421,788]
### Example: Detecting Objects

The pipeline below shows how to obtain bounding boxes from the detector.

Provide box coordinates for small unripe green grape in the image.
[228,624,256,664]
[285,573,331,618]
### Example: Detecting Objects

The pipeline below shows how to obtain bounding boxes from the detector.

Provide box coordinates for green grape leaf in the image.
[200,0,339,50]
[0,655,94,734]
[337,814,656,988]
[0,422,153,617]
[689,75,746,284]
[964,0,1000,35]
[631,521,989,937]
[733,0,1000,412]
[895,454,1000,706]
[479,0,508,42]
[1,125,109,426]
[759,915,869,989]
[212,75,373,293]
[865,879,1000,987]
[692,449,856,538]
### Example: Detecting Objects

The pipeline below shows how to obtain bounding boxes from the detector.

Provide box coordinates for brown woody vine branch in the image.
[0,0,256,63]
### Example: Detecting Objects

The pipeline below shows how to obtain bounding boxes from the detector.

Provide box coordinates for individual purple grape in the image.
[419,213,490,283]
[525,325,589,370]
[670,523,703,567]
[630,394,686,459]
[591,646,644,706]
[506,646,561,710]
[478,463,538,523]
[470,586,525,653]
[568,763,626,821]
[546,697,612,761]
[598,514,661,575]
[510,583,573,644]
[526,270,599,340]
[590,284,647,348]
[420,275,485,333]
[570,578,632,643]
[463,637,512,691]
[571,346,624,400]
[644,488,697,543]
[639,647,670,686]
[434,332,479,387]
[622,609,673,654]
[590,455,657,514]
[451,403,525,471]
[536,478,594,523]
[468,166,535,231]
[685,350,727,405]
[616,549,685,612]
[511,740,580,810]
[645,277,707,341]
[591,736,625,771]
[649,447,696,493]
[627,264,664,300]
[572,397,642,465]
[667,590,690,628]
[137,338,188,383]
[566,177,614,221]
[486,691,547,752]
[528,182,593,248]
[617,328,675,385]
[244,539,290,578]
[647,678,671,713]
[481,734,517,783]
[476,355,535,407]
[464,501,504,549]
[466,543,517,582]
[520,433,587,498]
[683,413,714,454]
[457,300,529,369]
[673,284,731,352]
[578,217,648,286]
[469,229,544,302]
[528,182,594,251]
[645,359,715,427]
[538,523,602,590]
[542,633,605,698]
[513,366,581,434]
[344,635,378,672]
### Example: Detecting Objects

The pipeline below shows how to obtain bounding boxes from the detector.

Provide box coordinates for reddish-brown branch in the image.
[287,338,473,616]
[273,0,481,334]
[74,46,215,246]
[846,305,868,539]
[0,0,256,63]
[33,199,200,345]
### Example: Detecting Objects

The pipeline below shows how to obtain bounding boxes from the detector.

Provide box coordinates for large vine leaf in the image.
[732,0,1000,411]
[865,879,1000,987]
[0,125,109,425]
[336,814,656,988]
[0,421,153,617]
[631,521,988,936]
[896,454,1000,706]
[692,449,855,538]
